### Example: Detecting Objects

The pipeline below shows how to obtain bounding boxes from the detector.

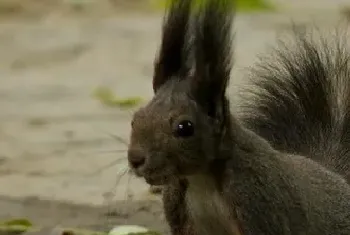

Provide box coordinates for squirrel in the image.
[127,0,350,235]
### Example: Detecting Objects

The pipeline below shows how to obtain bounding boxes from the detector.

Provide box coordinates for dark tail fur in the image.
[240,28,350,181]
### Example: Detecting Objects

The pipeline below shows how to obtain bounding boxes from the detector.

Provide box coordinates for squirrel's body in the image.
[186,174,242,235]
[127,0,350,234]
[164,118,350,235]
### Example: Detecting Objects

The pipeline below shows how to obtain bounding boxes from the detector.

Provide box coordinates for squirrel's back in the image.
[240,28,350,182]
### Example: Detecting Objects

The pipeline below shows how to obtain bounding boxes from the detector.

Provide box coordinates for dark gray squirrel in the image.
[127,0,350,234]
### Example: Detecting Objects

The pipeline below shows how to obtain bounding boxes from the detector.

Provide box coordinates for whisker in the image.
[102,167,129,205]
[107,167,129,200]
[101,167,129,227]
[86,158,128,177]
[93,149,127,154]
[89,125,128,143]
[61,158,128,190]
[125,170,134,202]
[126,167,133,175]
[75,149,127,159]
[108,133,129,146]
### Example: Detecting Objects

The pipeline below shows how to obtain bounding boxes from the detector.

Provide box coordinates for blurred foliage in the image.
[0,218,32,235]
[151,0,274,12]
[236,0,274,11]
[93,86,143,109]
[0,219,161,235]
[0,0,274,18]
[2,219,32,228]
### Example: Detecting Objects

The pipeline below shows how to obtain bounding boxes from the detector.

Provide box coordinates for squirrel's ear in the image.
[153,0,192,93]
[191,0,234,117]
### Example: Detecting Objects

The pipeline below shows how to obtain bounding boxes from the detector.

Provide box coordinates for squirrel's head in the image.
[128,0,234,185]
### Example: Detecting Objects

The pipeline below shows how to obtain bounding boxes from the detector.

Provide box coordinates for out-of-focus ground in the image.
[0,0,350,234]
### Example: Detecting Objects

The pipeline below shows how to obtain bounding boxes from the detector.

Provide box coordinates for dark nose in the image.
[128,149,146,169]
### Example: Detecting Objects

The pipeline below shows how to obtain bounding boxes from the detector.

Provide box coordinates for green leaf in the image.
[2,218,32,227]
[93,86,142,109]
[150,0,275,12]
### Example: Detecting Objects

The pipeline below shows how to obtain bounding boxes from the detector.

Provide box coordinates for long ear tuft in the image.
[153,0,192,93]
[192,0,235,114]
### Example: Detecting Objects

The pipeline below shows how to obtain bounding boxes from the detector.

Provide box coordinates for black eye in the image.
[175,120,194,137]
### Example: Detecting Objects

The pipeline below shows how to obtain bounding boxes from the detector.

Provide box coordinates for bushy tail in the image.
[240,28,350,182]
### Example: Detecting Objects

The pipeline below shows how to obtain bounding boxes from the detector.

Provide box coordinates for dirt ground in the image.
[0,0,349,234]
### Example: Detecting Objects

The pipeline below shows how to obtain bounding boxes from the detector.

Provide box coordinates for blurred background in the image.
[0,0,349,234]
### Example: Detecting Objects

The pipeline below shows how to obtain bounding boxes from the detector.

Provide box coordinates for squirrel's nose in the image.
[128,149,146,170]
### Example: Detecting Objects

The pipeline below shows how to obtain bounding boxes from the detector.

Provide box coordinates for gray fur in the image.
[127,0,350,235]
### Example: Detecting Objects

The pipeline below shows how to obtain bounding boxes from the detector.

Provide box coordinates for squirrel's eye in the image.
[175,120,194,138]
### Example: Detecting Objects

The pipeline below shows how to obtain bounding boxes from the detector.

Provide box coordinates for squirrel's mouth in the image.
[144,174,170,185]
[129,157,176,185]
[131,166,169,185]
[144,167,173,185]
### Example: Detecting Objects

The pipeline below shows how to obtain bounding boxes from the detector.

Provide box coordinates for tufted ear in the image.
[153,0,192,93]
[191,0,234,117]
